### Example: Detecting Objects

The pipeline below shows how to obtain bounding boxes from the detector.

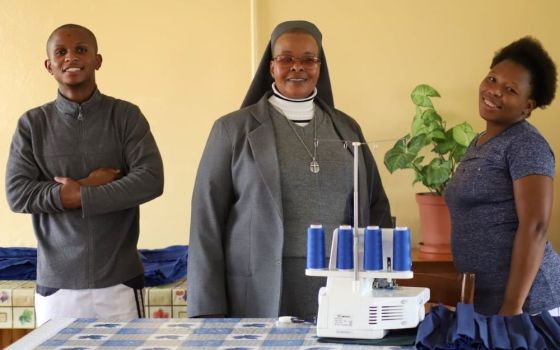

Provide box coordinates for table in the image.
[397,248,465,306]
[408,247,456,278]
[7,318,416,349]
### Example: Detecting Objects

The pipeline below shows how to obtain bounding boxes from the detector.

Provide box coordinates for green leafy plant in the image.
[384,84,477,195]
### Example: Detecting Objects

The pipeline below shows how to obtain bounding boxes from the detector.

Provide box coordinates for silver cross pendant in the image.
[310,160,320,174]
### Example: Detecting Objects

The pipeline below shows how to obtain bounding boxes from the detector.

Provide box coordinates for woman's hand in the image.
[498,304,523,316]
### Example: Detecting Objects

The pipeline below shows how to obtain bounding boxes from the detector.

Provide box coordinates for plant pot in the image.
[415,193,451,254]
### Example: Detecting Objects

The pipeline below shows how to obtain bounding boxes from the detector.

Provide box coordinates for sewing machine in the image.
[305,142,429,340]
[306,227,429,339]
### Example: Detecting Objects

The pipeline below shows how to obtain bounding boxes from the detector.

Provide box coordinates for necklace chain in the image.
[285,117,320,173]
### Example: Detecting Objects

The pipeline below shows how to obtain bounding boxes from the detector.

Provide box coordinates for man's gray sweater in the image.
[5,89,164,289]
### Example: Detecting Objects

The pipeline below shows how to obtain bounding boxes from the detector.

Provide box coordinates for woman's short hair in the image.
[491,36,557,108]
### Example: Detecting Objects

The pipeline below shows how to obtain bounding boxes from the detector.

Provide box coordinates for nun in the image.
[187,20,392,318]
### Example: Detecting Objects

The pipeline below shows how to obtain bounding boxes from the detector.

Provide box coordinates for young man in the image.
[5,24,164,325]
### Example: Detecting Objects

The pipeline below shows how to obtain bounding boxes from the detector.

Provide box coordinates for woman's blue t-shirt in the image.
[444,120,560,315]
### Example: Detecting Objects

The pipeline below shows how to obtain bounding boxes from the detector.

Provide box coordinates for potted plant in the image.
[384,84,477,254]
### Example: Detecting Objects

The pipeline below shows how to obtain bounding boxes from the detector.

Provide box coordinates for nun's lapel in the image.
[247,98,283,220]
[319,100,370,226]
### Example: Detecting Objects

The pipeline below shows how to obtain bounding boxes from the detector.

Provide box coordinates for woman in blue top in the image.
[445,37,560,316]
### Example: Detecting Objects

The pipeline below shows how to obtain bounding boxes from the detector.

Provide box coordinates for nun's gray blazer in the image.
[187,93,392,317]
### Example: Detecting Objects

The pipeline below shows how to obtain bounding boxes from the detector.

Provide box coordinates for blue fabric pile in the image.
[0,245,188,287]
[0,247,37,280]
[139,245,188,286]
[416,303,560,349]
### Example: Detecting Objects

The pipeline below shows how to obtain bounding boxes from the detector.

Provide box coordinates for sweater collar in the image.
[55,88,103,118]
[271,83,317,103]
[268,86,315,122]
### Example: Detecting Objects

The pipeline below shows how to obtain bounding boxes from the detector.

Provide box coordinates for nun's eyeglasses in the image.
[272,55,321,68]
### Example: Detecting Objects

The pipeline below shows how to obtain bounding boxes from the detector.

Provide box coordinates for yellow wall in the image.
[1,0,559,250]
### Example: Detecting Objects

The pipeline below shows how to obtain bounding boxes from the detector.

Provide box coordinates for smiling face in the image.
[479,59,536,128]
[270,32,320,99]
[45,27,102,95]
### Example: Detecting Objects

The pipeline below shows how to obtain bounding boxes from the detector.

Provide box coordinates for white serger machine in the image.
[305,142,429,340]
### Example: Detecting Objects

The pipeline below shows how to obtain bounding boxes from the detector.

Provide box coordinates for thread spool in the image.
[336,225,353,269]
[306,224,326,269]
[393,227,411,271]
[364,226,383,271]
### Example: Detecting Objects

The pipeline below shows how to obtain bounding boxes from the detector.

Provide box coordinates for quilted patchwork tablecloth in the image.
[0,279,188,329]
[10,317,414,349]
[0,280,36,329]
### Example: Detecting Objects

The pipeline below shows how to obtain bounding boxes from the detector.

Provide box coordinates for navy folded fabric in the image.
[0,247,37,280]
[140,245,188,286]
[0,246,188,287]
[416,303,560,350]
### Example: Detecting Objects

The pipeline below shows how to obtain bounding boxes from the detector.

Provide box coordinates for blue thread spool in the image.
[336,225,354,269]
[393,227,411,271]
[364,226,383,271]
[306,224,326,269]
